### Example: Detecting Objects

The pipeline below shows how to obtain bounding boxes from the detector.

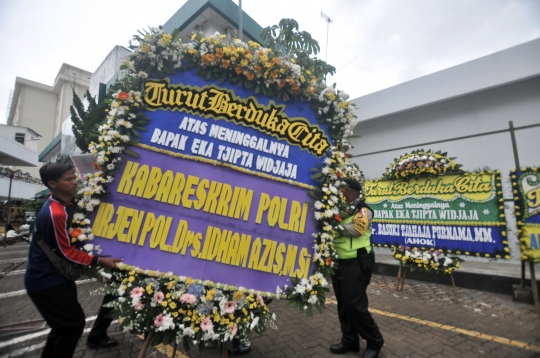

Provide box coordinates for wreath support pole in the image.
[400,267,407,291]
[221,343,229,358]
[138,332,153,358]
[529,261,540,312]
[396,263,407,292]
[450,272,458,302]
[172,339,178,358]
[396,263,402,291]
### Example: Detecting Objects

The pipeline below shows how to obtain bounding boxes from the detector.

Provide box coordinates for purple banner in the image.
[91,146,317,292]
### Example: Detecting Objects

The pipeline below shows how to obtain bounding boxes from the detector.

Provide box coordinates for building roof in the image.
[353,38,540,122]
[38,132,61,162]
[7,63,93,125]
[163,0,264,43]
[0,131,39,167]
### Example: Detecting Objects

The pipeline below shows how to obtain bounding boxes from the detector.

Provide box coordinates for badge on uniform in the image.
[352,208,370,236]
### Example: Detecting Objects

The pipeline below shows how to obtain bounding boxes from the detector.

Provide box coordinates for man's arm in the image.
[49,201,98,266]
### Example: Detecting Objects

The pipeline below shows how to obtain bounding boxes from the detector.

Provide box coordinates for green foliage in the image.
[261,18,335,79]
[261,18,320,56]
[22,197,45,214]
[70,90,108,152]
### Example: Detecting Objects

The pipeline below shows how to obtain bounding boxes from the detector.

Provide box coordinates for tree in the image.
[70,90,107,153]
[261,18,336,79]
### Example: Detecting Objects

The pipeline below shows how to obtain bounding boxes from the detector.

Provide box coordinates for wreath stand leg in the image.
[396,263,407,291]
[400,266,407,291]
[450,272,458,303]
[396,263,403,291]
[137,332,153,358]
[172,339,178,358]
[529,261,540,312]
[221,342,229,358]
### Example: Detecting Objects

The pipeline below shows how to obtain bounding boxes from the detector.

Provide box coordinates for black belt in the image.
[337,248,369,265]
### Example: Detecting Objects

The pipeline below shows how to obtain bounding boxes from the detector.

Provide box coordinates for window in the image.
[14,133,25,144]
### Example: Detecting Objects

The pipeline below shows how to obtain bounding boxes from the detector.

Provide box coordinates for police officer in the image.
[330,178,384,358]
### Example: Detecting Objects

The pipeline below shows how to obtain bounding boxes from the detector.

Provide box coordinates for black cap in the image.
[343,178,362,192]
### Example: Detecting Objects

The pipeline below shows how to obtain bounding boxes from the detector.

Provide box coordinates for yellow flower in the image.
[191,33,197,40]
[326,92,336,101]
[128,276,135,282]
[140,44,151,54]
[233,291,244,300]
[160,33,172,46]
[170,302,177,309]
[200,38,206,43]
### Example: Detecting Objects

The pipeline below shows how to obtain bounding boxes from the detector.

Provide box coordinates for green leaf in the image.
[162,330,176,345]
[124,148,140,158]
[150,332,163,346]
[131,128,141,138]
[219,72,228,84]
[104,309,123,320]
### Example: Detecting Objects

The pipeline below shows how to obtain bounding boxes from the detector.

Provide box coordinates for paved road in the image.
[1,241,539,358]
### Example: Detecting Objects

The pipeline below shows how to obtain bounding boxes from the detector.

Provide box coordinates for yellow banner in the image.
[521,224,540,262]
[365,173,495,203]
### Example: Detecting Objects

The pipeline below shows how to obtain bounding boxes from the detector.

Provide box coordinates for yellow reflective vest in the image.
[334,210,372,259]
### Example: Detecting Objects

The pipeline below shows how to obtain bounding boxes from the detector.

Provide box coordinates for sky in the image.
[0,0,539,124]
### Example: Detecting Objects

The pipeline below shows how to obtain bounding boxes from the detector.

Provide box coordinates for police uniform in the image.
[331,200,384,355]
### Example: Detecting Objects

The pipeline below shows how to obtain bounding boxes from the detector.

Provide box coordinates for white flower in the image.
[83,244,94,251]
[308,295,318,304]
[182,327,195,337]
[250,316,260,330]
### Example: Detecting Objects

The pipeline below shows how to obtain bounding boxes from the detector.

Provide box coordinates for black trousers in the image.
[88,294,115,340]
[332,250,384,350]
[27,282,86,358]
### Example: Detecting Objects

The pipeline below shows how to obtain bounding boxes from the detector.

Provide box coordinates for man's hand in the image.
[98,257,123,270]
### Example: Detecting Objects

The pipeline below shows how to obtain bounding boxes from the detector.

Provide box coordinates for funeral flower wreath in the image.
[68,26,363,350]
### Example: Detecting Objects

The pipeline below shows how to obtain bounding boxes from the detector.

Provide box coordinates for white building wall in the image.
[350,77,540,180]
[89,46,131,99]
[13,85,57,154]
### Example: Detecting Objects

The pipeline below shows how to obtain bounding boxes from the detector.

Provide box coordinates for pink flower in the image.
[130,287,143,298]
[224,301,236,313]
[200,317,213,332]
[154,291,164,304]
[257,295,265,306]
[180,293,197,304]
[230,324,238,336]
[134,302,144,311]
[154,314,163,327]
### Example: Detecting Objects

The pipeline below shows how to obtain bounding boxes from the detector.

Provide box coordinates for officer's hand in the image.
[98,257,123,270]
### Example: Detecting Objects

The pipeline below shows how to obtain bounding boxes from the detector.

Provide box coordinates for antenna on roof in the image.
[321,11,333,63]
